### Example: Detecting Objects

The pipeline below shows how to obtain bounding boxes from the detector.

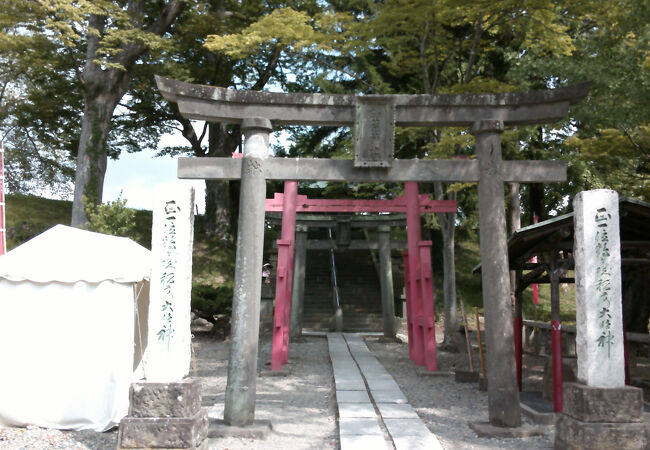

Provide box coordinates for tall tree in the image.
[2,0,186,226]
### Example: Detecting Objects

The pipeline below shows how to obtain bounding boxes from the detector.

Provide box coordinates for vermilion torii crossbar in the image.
[266,182,457,371]
[265,192,457,213]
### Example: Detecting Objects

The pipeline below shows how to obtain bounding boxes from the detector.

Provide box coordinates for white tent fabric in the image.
[0,224,151,283]
[0,225,151,432]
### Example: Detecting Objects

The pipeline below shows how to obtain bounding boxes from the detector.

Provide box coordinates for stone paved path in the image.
[328,333,443,450]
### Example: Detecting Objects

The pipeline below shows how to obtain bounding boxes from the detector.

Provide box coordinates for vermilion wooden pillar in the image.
[271,181,298,371]
[402,252,414,360]
[405,182,424,366]
[404,182,438,371]
[419,241,438,371]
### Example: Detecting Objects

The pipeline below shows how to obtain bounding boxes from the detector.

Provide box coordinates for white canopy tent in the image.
[0,225,151,431]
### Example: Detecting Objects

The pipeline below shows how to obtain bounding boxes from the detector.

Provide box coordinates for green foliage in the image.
[191,283,233,316]
[205,8,329,58]
[83,193,136,238]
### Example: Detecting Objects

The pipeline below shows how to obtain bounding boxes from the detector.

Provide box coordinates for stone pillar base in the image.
[554,382,647,450]
[118,378,208,449]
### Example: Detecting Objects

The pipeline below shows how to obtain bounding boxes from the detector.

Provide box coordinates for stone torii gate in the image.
[155,76,589,430]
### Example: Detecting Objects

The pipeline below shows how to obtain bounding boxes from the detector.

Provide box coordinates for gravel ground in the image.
[365,334,555,450]
[0,328,581,450]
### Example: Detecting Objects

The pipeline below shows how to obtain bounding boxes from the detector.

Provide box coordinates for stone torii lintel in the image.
[155,75,590,127]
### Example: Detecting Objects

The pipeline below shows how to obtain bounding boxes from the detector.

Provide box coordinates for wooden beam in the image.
[178,157,567,183]
[265,193,457,213]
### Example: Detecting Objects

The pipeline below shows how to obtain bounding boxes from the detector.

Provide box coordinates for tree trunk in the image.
[203,123,239,240]
[70,93,121,227]
[69,2,185,227]
[435,182,460,350]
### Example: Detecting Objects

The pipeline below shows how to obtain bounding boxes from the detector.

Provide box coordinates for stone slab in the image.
[337,390,371,403]
[371,389,408,404]
[207,418,272,439]
[340,434,391,450]
[455,371,480,383]
[376,403,419,419]
[416,368,454,377]
[129,378,202,418]
[468,421,545,438]
[554,414,647,450]
[366,379,400,391]
[118,409,208,448]
[520,402,557,426]
[339,417,383,436]
[259,369,291,377]
[336,379,367,391]
[393,434,443,450]
[562,382,643,423]
[383,418,431,438]
[338,402,377,418]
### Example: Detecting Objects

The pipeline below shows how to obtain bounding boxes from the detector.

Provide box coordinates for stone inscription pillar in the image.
[145,184,195,382]
[555,189,646,449]
[119,185,207,450]
[573,189,625,386]
[378,225,396,338]
[290,225,308,338]
[224,117,271,427]
[472,120,521,428]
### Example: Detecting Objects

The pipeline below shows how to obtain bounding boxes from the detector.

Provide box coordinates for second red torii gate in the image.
[266,180,457,372]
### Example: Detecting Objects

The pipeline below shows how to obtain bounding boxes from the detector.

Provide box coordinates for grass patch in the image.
[5,194,72,250]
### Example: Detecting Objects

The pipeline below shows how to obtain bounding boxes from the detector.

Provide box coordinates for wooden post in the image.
[514,270,523,392]
[549,257,564,413]
[405,182,425,366]
[460,298,474,372]
[475,307,486,378]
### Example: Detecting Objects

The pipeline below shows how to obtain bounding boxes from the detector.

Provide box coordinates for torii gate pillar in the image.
[472,120,521,427]
[223,117,271,427]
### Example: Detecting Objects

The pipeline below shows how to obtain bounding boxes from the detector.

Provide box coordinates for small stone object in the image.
[118,378,208,449]
[454,371,480,383]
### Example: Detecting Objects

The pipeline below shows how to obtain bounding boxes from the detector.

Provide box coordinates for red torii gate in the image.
[265,180,457,372]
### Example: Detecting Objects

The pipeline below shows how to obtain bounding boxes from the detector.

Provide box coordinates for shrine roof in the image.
[473,197,650,274]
